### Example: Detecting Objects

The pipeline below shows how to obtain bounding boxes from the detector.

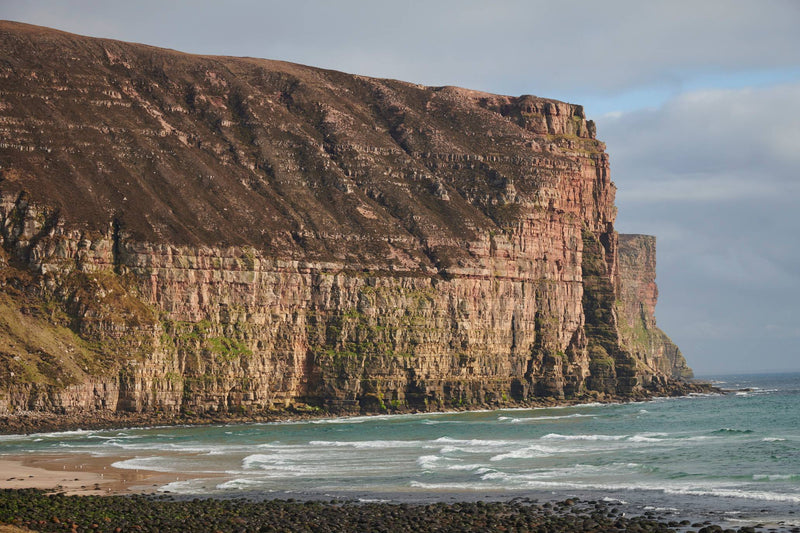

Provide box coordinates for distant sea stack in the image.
[0,21,697,426]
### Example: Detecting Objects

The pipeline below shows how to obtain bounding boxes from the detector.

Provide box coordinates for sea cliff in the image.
[0,21,700,430]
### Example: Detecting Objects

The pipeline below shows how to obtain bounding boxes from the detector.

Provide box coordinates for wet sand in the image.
[0,454,216,495]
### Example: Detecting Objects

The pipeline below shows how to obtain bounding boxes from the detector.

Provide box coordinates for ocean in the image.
[2,372,799,528]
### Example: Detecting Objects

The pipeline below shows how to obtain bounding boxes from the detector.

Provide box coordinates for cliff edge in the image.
[0,21,699,429]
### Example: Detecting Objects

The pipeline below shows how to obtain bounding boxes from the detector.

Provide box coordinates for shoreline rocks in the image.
[0,490,773,533]
[0,379,717,435]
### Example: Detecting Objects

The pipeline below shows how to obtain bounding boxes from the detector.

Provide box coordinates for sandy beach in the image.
[0,454,211,495]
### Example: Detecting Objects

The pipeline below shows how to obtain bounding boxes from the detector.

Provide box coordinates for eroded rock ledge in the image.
[0,21,702,430]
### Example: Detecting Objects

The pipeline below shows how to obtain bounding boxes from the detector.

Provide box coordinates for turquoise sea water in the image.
[2,373,799,526]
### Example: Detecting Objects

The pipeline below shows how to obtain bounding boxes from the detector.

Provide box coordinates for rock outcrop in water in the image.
[0,21,695,424]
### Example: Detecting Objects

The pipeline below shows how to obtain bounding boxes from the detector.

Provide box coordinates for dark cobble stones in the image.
[0,489,782,533]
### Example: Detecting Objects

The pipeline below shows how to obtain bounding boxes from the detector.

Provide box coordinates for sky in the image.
[2,0,799,375]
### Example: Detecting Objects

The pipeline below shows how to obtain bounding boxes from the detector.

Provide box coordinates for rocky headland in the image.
[0,21,706,433]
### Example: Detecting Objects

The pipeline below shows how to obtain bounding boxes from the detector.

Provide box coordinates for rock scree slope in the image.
[0,21,697,427]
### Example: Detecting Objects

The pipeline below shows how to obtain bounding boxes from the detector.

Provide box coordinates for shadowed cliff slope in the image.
[0,21,695,425]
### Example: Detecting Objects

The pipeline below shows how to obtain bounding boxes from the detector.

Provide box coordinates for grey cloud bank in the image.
[2,0,799,373]
[604,83,800,373]
[4,1,800,99]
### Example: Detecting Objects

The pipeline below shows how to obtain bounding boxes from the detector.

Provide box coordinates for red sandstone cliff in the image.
[0,21,695,426]
[617,234,692,380]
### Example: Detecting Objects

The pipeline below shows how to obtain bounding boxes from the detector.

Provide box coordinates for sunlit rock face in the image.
[616,234,693,381]
[0,21,692,418]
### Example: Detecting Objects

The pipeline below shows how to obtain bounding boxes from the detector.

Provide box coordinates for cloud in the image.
[601,84,800,373]
[618,175,782,203]
[764,324,800,339]
[3,0,800,97]
[603,83,800,199]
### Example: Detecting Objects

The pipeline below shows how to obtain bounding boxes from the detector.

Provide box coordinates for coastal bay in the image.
[1,373,798,531]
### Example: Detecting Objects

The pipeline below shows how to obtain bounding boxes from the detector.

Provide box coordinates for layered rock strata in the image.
[617,234,692,380]
[0,21,695,423]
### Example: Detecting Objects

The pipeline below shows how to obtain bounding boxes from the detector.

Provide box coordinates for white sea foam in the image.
[0,434,36,442]
[753,474,796,481]
[478,475,588,490]
[256,442,286,448]
[509,413,597,422]
[480,471,509,481]
[447,464,494,475]
[541,433,627,441]
[643,506,679,512]
[310,415,387,424]
[493,463,641,482]
[241,454,340,477]
[477,473,800,505]
[663,487,800,503]
[433,436,516,446]
[713,428,754,435]
[216,478,265,490]
[105,442,255,455]
[429,437,522,455]
[242,453,295,469]
[489,445,553,461]
[87,434,138,440]
[463,467,800,502]
[416,455,444,469]
[566,401,612,408]
[496,401,614,414]
[628,435,664,443]
[762,437,787,442]
[112,457,180,472]
[31,429,96,438]
[409,480,506,491]
[308,439,426,449]
[157,478,221,493]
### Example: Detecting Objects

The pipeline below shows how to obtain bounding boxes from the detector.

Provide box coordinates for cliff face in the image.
[0,21,693,420]
[616,234,693,380]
